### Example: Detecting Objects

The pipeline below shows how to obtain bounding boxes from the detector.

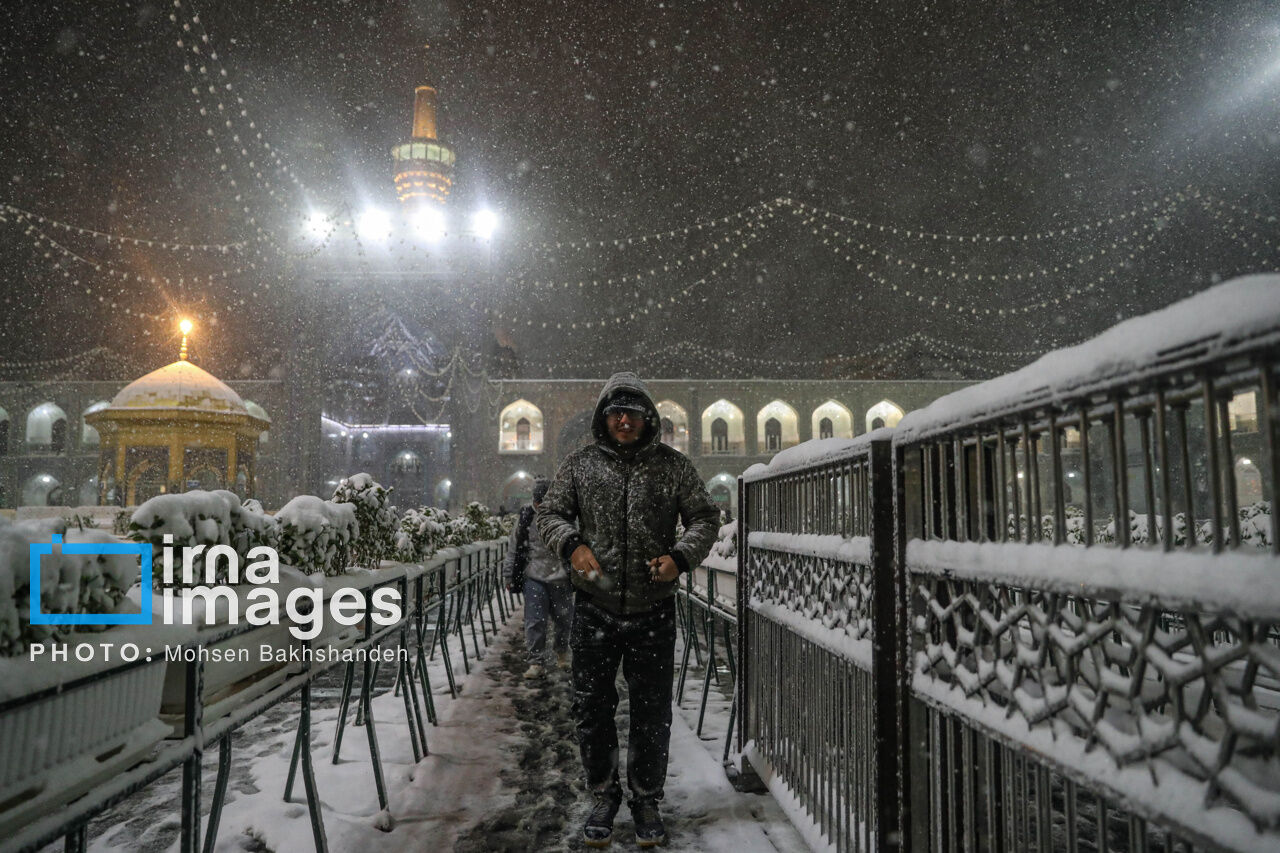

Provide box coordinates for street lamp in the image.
[357,208,391,242]
[304,211,329,240]
[412,207,447,242]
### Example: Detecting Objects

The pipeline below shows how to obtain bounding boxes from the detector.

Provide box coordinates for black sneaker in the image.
[631,799,666,847]
[582,795,621,848]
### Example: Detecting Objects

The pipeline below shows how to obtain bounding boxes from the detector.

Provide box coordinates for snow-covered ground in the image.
[71,596,810,852]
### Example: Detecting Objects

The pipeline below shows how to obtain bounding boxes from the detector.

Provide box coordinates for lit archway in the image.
[707,472,737,519]
[1236,457,1263,506]
[811,400,853,440]
[500,399,544,453]
[701,400,744,455]
[22,473,62,507]
[655,400,689,454]
[865,400,905,433]
[393,449,423,474]
[27,402,68,453]
[434,478,452,507]
[80,401,110,446]
[502,470,535,509]
[756,400,799,454]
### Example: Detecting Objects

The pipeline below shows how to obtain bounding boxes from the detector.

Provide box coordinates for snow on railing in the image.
[896,274,1280,850]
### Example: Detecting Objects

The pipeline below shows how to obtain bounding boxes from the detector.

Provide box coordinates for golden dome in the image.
[106,359,249,415]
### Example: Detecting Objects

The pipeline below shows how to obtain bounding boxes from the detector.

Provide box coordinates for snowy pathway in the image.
[79,601,810,853]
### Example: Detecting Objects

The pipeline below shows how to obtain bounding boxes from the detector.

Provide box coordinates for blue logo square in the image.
[29,534,153,626]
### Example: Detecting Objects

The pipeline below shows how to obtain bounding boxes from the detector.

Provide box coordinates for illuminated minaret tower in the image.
[392,84,456,205]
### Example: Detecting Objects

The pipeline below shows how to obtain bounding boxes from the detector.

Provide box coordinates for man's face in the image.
[606,410,646,446]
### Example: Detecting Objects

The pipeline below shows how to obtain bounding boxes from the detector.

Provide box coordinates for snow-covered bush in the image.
[214,490,280,558]
[129,491,234,588]
[395,506,451,562]
[332,473,397,569]
[449,501,504,545]
[1005,501,1271,549]
[276,495,358,576]
[710,520,737,563]
[0,519,139,656]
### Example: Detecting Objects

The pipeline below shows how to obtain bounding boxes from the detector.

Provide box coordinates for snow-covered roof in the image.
[896,273,1280,442]
[106,359,250,415]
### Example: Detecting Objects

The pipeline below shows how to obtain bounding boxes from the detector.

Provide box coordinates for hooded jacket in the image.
[502,504,570,585]
[536,372,721,615]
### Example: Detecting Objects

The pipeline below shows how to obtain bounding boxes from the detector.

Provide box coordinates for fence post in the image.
[870,438,904,850]
[735,475,753,767]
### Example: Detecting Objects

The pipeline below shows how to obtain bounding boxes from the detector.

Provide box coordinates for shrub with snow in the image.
[130,491,234,587]
[395,506,451,562]
[332,473,397,569]
[276,495,358,576]
[0,519,140,656]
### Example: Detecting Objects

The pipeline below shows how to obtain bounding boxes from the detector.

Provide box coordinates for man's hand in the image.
[648,555,679,583]
[570,544,602,581]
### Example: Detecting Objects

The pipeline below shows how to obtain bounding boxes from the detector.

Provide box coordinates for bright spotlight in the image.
[179,318,193,335]
[357,208,391,242]
[412,207,447,241]
[472,208,498,240]
[304,211,329,240]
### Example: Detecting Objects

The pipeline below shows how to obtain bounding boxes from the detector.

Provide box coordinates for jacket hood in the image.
[592,371,662,455]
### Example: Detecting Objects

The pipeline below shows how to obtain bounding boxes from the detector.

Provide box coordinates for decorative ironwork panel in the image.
[911,567,1280,847]
[747,547,874,646]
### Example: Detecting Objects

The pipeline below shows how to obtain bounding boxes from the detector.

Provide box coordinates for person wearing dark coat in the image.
[537,371,720,848]
[502,476,574,678]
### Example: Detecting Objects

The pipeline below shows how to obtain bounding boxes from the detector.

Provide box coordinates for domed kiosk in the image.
[86,336,269,505]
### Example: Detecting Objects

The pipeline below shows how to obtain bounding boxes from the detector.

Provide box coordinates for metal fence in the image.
[3,541,510,853]
[734,294,1280,851]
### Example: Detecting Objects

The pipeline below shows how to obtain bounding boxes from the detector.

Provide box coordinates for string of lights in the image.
[0,204,245,252]
[800,206,1172,316]
[486,223,764,328]
[506,202,780,292]
[793,200,1169,284]
[512,199,781,252]
[780,192,1173,243]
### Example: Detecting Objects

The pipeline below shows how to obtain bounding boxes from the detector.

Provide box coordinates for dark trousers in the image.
[570,593,676,804]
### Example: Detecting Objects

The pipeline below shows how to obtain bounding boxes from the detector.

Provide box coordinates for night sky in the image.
[2,0,1279,379]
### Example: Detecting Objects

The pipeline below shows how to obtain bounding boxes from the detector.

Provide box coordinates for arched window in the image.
[1236,457,1263,506]
[81,401,110,446]
[500,399,544,453]
[27,402,68,453]
[711,418,729,453]
[811,400,853,440]
[756,400,799,454]
[434,478,452,507]
[706,473,737,519]
[865,400,905,433]
[393,450,423,474]
[655,400,689,454]
[22,473,61,507]
[765,418,782,452]
[503,471,534,507]
[1228,391,1258,433]
[700,400,744,455]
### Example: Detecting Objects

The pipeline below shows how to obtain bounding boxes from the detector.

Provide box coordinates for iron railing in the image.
[731,282,1280,852]
[3,541,510,853]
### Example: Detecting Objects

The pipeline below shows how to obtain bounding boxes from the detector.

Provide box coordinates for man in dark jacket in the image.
[537,372,720,848]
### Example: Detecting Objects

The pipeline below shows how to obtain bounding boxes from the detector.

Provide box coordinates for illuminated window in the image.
[701,400,744,455]
[865,400,905,433]
[655,400,689,453]
[27,402,68,453]
[1228,391,1258,433]
[811,400,853,439]
[756,400,799,453]
[393,450,422,474]
[500,399,544,453]
[819,417,834,440]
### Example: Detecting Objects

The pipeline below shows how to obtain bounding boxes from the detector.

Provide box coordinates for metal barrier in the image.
[675,558,738,760]
[894,290,1280,852]
[738,439,901,853]
[732,280,1280,852]
[3,540,510,853]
